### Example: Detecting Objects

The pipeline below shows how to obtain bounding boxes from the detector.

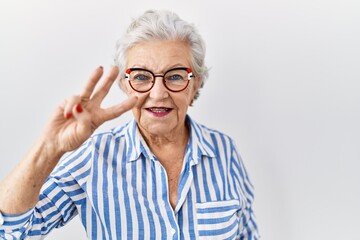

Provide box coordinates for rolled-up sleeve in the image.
[0,140,92,239]
[0,208,34,239]
[230,140,260,239]
[0,177,78,239]
[239,206,260,240]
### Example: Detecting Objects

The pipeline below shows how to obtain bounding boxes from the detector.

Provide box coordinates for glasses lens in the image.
[164,69,189,91]
[129,70,154,92]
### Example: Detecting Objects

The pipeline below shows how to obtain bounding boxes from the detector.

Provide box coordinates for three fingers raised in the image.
[63,66,137,123]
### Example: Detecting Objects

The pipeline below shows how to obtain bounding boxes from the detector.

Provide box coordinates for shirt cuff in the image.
[0,208,33,231]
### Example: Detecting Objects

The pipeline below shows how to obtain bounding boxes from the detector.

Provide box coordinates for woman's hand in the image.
[41,66,137,155]
[0,66,136,214]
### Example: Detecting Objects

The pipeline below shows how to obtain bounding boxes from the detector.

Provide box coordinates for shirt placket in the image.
[155,160,180,240]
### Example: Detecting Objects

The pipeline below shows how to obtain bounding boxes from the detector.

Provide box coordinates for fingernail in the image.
[99,66,103,70]
[76,104,83,113]
[65,113,72,119]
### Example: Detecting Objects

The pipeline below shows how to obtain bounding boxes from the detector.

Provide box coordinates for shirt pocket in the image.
[195,199,242,239]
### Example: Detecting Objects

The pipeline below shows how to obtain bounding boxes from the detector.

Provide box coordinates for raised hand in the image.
[41,66,137,155]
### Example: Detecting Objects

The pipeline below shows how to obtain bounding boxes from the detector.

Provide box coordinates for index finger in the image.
[80,66,104,99]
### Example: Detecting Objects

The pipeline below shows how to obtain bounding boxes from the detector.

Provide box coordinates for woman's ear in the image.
[190,76,202,106]
[193,76,203,92]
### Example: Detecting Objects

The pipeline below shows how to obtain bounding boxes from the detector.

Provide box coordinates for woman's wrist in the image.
[30,136,65,170]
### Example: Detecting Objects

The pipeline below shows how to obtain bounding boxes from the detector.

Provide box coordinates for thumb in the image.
[102,96,138,122]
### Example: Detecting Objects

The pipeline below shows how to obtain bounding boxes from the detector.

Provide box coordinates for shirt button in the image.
[170,228,176,235]
[0,211,4,225]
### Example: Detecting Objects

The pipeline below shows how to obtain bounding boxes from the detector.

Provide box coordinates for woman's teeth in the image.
[149,108,170,113]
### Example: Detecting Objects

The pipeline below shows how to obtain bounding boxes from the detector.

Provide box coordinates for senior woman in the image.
[0,10,259,239]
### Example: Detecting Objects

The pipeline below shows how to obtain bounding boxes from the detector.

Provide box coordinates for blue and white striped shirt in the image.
[0,116,259,239]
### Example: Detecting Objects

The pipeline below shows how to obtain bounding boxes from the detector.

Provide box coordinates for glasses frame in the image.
[124,67,194,93]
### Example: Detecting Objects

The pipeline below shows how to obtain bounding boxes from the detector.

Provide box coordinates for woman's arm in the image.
[230,140,260,239]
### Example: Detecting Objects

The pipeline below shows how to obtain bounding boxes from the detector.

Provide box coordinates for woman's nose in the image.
[149,77,169,99]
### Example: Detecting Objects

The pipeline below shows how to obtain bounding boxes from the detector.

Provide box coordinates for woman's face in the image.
[121,40,201,138]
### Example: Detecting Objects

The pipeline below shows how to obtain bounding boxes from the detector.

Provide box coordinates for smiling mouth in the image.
[145,107,173,117]
[146,107,172,113]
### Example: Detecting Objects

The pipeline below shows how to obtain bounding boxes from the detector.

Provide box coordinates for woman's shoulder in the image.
[188,116,235,143]
[188,116,239,160]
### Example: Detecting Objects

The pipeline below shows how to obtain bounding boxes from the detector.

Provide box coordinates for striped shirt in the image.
[0,115,259,239]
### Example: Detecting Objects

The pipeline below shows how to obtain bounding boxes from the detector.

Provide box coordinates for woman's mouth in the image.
[145,107,173,117]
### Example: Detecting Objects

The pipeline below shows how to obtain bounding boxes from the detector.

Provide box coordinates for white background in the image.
[1,0,359,239]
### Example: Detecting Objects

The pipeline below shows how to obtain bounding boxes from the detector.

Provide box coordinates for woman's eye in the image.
[166,74,183,81]
[134,74,150,81]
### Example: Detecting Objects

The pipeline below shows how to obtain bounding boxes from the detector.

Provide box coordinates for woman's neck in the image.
[140,122,190,153]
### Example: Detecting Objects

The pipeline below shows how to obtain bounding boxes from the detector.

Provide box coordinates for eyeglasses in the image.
[124,67,194,93]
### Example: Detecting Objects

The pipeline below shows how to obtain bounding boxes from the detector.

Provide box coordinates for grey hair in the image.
[114,9,208,101]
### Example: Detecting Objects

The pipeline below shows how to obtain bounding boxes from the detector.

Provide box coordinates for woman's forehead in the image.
[126,40,191,70]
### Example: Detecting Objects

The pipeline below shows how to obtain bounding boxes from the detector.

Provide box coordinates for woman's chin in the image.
[141,123,175,137]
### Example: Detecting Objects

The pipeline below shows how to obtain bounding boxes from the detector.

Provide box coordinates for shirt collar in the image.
[125,119,155,162]
[124,115,217,163]
[186,115,217,165]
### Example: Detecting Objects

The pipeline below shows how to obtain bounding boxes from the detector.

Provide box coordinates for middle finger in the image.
[91,66,120,103]
[80,66,104,99]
